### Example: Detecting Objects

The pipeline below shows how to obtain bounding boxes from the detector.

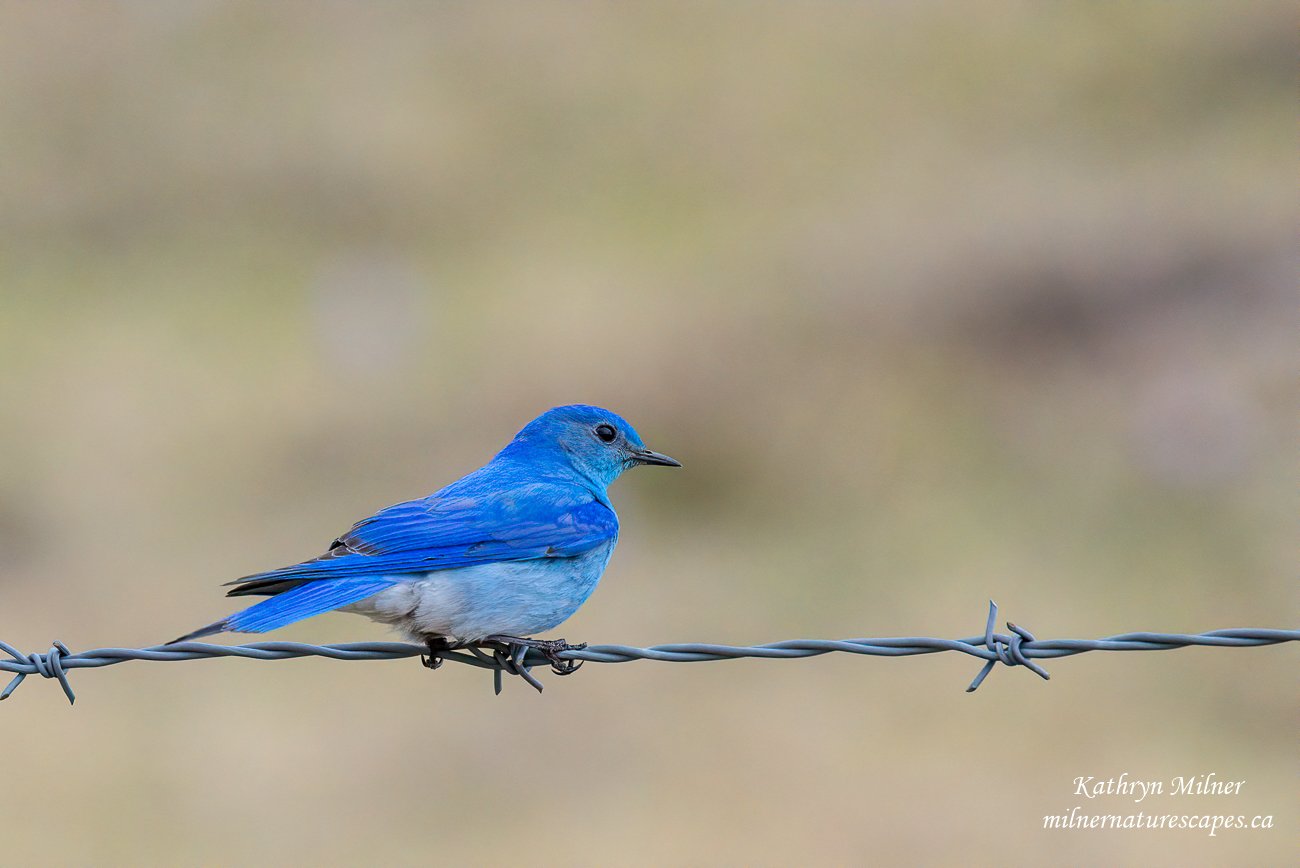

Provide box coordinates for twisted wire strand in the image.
[2,601,1296,704]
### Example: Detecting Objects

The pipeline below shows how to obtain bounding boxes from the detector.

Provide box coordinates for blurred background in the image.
[0,3,1294,865]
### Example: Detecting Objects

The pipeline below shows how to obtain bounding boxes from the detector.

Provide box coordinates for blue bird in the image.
[170,405,679,672]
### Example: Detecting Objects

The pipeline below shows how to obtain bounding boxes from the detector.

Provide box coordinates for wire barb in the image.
[1,601,1296,704]
[1,640,76,704]
[965,601,1052,692]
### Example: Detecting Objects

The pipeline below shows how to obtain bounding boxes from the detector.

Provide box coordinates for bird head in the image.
[502,404,680,490]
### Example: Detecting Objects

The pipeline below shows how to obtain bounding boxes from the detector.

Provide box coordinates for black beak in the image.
[632,449,681,468]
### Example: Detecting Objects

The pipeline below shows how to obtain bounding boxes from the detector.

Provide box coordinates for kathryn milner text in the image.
[1073,774,1244,804]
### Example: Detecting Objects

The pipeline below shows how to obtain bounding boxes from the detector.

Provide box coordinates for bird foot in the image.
[418,635,586,694]
[482,635,588,676]
[421,636,463,670]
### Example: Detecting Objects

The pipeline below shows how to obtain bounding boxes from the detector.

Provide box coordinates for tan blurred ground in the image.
[0,3,1294,866]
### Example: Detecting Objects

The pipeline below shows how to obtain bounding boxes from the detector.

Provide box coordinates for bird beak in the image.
[632,448,681,468]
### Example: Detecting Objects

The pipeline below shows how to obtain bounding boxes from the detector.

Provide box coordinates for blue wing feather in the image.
[194,466,620,639]
[229,491,617,588]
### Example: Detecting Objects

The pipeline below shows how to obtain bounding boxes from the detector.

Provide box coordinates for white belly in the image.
[342,541,615,642]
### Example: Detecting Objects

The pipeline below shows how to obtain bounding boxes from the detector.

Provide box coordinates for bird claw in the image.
[421,635,586,693]
[422,636,459,671]
[542,641,586,676]
[549,657,583,676]
[481,635,587,681]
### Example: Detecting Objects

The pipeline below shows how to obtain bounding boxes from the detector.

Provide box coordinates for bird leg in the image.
[481,635,587,676]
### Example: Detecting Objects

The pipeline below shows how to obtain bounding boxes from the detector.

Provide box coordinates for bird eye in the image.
[594,424,617,443]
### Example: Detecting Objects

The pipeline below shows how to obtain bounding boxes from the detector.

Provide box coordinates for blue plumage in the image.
[170,405,678,645]
[224,578,399,633]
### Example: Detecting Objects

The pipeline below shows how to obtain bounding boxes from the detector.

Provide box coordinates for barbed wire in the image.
[2,601,1296,704]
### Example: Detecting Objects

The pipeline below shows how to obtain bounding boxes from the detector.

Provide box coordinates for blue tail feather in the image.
[169,579,397,643]
[226,578,397,633]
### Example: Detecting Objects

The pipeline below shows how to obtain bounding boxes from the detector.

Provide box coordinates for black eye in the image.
[594,424,617,443]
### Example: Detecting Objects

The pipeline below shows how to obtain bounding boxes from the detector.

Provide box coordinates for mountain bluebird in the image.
[170,405,679,674]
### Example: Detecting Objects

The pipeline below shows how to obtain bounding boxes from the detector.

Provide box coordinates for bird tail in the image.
[168,618,230,644]
[166,578,397,645]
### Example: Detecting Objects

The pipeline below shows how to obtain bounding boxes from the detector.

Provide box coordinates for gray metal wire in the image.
[2,601,1296,704]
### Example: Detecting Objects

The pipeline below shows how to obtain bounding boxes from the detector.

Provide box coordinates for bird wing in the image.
[224,480,618,597]
[165,463,624,642]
